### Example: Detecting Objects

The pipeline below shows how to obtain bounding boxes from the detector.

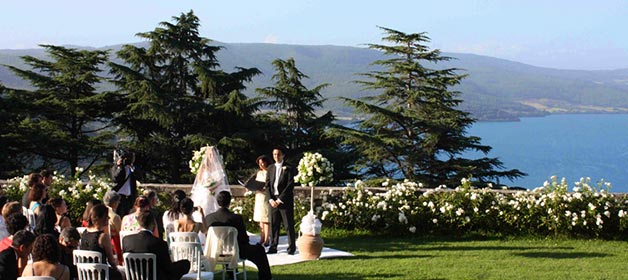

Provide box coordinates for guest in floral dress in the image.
[121,196,159,237]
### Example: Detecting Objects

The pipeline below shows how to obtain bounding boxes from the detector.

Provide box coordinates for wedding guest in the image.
[40,169,54,188]
[58,227,80,280]
[21,173,43,207]
[123,210,190,280]
[0,230,35,279]
[266,147,296,254]
[143,189,164,239]
[253,155,272,246]
[81,199,102,227]
[175,198,206,234]
[0,213,29,251]
[163,190,186,233]
[80,204,123,280]
[28,183,47,216]
[121,196,158,237]
[48,198,71,231]
[20,234,69,280]
[34,205,60,239]
[1,201,24,241]
[0,196,9,240]
[207,191,272,280]
[103,191,123,264]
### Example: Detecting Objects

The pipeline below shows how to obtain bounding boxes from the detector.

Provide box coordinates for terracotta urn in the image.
[297,233,324,260]
[296,211,324,260]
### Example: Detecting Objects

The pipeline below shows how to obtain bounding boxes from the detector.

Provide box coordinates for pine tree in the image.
[2,45,114,176]
[256,58,333,154]
[330,27,524,187]
[109,11,260,183]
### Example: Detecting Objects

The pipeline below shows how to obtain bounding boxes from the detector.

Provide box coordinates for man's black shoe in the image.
[266,248,277,254]
[287,249,296,255]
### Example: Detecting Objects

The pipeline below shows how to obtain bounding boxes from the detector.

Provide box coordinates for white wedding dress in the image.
[190,146,231,219]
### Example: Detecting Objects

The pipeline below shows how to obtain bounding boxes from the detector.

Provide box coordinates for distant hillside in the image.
[2,42,628,121]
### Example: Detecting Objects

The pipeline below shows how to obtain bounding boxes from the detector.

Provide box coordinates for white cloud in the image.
[264,34,278,44]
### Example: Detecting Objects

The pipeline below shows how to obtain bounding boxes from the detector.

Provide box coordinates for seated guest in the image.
[163,190,186,232]
[103,191,123,265]
[21,173,43,207]
[48,198,71,231]
[144,189,164,239]
[0,230,36,279]
[35,205,60,239]
[206,191,273,280]
[0,213,30,252]
[81,199,102,227]
[121,196,158,237]
[123,210,190,280]
[0,196,9,240]
[175,198,207,234]
[80,204,123,280]
[28,183,48,216]
[20,234,70,280]
[58,227,80,280]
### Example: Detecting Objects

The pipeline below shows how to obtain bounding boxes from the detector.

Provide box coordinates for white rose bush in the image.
[1,168,110,224]
[318,176,628,238]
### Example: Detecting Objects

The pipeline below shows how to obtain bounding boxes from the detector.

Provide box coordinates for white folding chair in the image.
[170,242,214,280]
[22,206,36,231]
[164,223,175,244]
[17,277,56,280]
[77,263,109,280]
[73,250,104,264]
[123,252,157,280]
[168,231,200,244]
[205,226,246,280]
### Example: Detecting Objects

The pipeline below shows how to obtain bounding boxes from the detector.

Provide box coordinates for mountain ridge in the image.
[2,42,628,121]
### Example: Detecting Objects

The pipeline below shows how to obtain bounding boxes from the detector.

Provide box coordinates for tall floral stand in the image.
[296,185,324,260]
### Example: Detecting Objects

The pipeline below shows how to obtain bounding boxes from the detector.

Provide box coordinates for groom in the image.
[266,147,296,254]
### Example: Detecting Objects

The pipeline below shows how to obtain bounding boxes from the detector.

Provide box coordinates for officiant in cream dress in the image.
[253,155,272,246]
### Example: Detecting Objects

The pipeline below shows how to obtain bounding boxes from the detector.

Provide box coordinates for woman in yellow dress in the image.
[253,155,272,246]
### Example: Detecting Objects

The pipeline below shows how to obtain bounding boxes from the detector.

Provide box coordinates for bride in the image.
[190,146,231,219]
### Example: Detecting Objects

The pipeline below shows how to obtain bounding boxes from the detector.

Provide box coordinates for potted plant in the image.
[293,152,333,260]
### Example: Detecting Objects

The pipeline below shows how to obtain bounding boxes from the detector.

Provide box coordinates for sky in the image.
[3,0,628,70]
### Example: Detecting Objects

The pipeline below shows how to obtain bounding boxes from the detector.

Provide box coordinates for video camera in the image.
[113,149,134,166]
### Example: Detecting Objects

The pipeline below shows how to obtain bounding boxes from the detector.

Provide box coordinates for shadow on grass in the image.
[420,245,574,251]
[349,253,435,260]
[512,251,611,259]
[275,272,446,280]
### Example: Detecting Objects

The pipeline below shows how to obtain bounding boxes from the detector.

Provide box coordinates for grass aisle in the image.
[270,232,628,279]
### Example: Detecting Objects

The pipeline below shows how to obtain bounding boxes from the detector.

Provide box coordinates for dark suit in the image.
[111,164,138,216]
[265,163,296,253]
[206,208,272,280]
[122,230,190,280]
[0,247,18,280]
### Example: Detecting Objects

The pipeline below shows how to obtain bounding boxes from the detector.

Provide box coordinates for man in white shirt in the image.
[265,147,296,255]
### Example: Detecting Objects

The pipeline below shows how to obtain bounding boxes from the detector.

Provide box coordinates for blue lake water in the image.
[466,114,628,192]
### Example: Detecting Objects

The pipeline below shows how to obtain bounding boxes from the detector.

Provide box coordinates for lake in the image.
[466,114,628,193]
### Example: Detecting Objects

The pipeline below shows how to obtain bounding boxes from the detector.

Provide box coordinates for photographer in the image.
[111,150,137,217]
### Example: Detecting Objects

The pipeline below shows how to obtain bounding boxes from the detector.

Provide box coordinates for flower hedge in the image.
[5,170,628,239]
[317,176,628,238]
[1,168,110,224]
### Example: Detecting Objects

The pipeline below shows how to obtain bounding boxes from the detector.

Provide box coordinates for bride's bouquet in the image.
[189,146,210,174]
[294,152,334,187]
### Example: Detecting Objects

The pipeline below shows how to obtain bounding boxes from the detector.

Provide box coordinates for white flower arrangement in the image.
[294,152,334,187]
[189,146,209,174]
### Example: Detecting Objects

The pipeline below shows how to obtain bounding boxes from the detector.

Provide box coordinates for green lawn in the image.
[266,232,628,280]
